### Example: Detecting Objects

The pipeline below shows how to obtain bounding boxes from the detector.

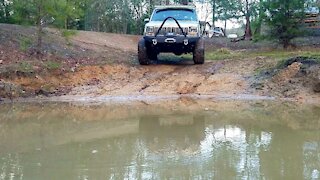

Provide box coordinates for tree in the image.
[51,0,86,29]
[263,0,305,48]
[211,0,217,26]
[233,0,259,39]
[11,0,85,55]
[216,0,238,32]
[0,0,12,23]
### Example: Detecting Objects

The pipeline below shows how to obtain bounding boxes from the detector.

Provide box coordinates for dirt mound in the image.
[308,65,320,92]
[259,56,320,101]
[272,62,302,84]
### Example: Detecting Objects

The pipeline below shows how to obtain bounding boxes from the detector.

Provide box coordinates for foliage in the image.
[1,0,315,50]
[10,0,86,54]
[263,0,306,48]
[0,0,13,23]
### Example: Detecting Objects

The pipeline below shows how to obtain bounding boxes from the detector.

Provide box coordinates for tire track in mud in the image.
[68,61,248,97]
[138,62,225,95]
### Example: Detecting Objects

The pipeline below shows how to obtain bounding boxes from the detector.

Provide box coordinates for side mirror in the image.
[144,18,150,23]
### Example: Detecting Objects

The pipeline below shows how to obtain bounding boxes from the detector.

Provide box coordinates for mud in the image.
[256,57,320,103]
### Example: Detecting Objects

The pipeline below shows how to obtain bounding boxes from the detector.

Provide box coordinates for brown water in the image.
[0,100,319,179]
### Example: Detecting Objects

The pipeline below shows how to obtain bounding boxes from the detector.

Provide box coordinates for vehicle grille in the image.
[155,27,189,36]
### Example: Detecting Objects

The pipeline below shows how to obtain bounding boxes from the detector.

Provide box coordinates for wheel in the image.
[193,39,205,64]
[138,39,150,65]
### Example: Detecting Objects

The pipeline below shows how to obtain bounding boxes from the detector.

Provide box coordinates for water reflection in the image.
[0,101,319,179]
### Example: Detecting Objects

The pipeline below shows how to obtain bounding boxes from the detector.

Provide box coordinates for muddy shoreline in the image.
[0,93,299,105]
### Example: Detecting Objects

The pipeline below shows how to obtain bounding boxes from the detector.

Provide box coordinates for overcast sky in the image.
[195,2,242,29]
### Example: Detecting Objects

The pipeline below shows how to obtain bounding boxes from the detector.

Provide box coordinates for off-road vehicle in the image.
[138,5,205,65]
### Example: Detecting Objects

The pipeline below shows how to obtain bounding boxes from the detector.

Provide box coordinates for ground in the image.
[0,23,319,103]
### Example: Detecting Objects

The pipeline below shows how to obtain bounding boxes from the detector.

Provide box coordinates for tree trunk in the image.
[36,0,43,56]
[212,0,216,27]
[282,39,290,49]
[244,0,252,40]
[254,0,263,36]
[149,0,154,15]
[245,15,252,39]
[65,18,68,29]
[65,0,69,29]
[224,20,227,35]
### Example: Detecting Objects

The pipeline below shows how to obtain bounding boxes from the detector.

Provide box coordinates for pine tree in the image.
[264,0,305,48]
[12,0,85,54]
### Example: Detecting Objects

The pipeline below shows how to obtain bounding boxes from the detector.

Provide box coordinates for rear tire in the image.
[138,39,150,65]
[193,39,205,64]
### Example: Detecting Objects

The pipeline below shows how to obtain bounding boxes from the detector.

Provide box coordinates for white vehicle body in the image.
[144,5,201,38]
[207,27,225,38]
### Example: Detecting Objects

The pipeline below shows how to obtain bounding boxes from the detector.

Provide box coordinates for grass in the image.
[19,37,32,52]
[205,48,320,61]
[44,60,61,70]
[62,30,77,44]
[18,61,34,73]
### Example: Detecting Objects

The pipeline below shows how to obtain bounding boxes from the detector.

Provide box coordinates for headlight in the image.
[188,26,198,36]
[189,26,198,32]
[145,26,155,36]
[146,26,154,33]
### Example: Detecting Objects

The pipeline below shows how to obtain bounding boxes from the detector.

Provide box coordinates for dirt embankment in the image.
[0,24,319,103]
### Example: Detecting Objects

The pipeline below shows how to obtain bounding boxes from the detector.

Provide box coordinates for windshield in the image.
[151,9,197,21]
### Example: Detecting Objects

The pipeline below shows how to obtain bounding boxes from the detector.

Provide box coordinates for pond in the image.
[0,99,319,179]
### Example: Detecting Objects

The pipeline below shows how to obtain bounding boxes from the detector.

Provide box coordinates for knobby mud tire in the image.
[138,39,150,65]
[193,39,205,65]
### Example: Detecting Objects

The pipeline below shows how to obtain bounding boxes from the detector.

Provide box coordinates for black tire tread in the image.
[193,39,205,64]
[138,39,150,65]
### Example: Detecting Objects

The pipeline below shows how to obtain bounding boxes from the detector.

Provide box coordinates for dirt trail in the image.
[71,31,140,53]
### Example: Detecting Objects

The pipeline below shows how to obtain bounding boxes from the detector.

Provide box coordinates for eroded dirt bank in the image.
[0,24,319,103]
[2,58,319,103]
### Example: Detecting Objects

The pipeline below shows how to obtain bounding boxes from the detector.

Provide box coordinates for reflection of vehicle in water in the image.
[139,115,205,154]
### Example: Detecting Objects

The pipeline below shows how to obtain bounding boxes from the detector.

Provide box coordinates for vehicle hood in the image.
[146,21,199,28]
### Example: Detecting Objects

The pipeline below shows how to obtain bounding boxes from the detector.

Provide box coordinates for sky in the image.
[195,2,243,29]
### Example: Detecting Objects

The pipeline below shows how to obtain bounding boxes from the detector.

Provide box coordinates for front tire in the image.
[138,39,150,65]
[193,39,205,64]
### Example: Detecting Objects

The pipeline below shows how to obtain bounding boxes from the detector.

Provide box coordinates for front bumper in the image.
[144,36,200,54]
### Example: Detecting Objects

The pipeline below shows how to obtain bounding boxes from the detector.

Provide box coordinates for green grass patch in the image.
[18,61,34,73]
[62,30,77,45]
[62,30,77,38]
[206,49,320,61]
[206,48,245,60]
[44,61,61,70]
[19,37,32,52]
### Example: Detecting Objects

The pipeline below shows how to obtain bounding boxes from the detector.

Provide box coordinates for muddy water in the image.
[0,100,319,179]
